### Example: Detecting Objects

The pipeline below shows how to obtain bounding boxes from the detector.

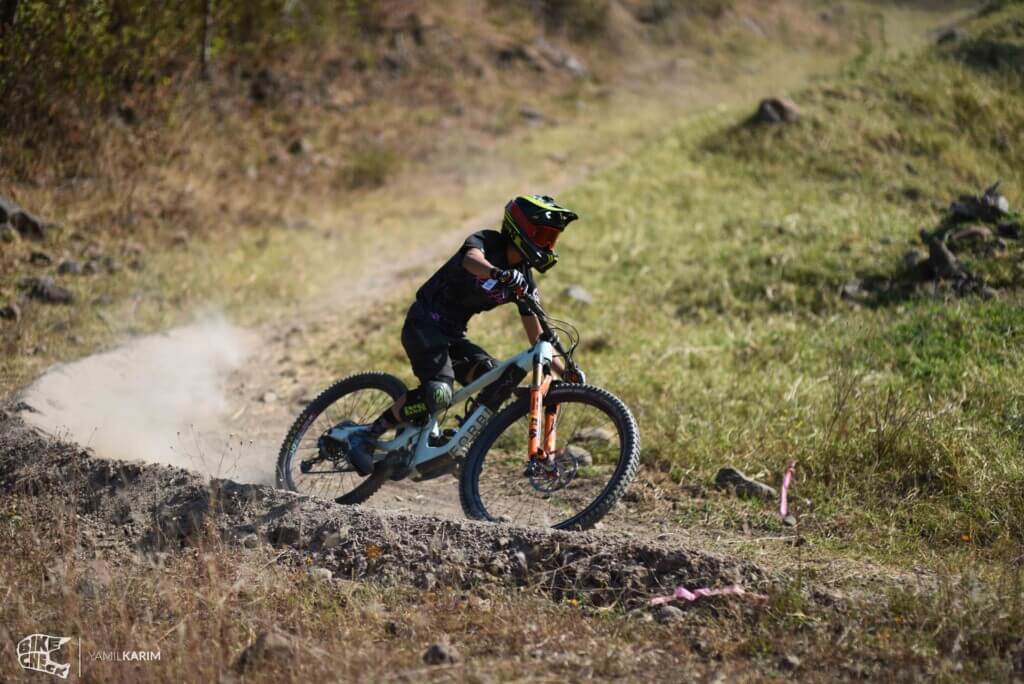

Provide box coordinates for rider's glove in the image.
[492,268,527,291]
[563,366,586,384]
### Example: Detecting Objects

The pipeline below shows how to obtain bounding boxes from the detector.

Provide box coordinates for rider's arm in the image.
[462,248,496,279]
[521,314,566,375]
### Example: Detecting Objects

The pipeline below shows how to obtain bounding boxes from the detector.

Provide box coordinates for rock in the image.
[533,38,588,78]
[997,222,1022,240]
[0,303,20,321]
[751,97,800,125]
[949,181,1010,223]
[241,533,259,549]
[519,107,545,122]
[902,250,926,270]
[780,654,802,670]
[512,550,528,576]
[116,104,137,125]
[57,259,83,275]
[249,68,278,104]
[980,286,998,300]
[572,426,614,444]
[949,224,992,246]
[0,224,17,243]
[309,566,333,581]
[272,523,300,545]
[495,43,546,72]
[11,208,46,241]
[920,230,966,280]
[423,641,459,665]
[18,277,73,304]
[321,531,344,550]
[563,285,594,304]
[0,197,45,240]
[839,279,868,302]
[233,629,296,673]
[782,514,797,527]
[714,467,777,501]
[564,445,593,467]
[29,251,52,266]
[654,605,685,624]
[262,391,278,404]
[415,572,438,590]
[937,28,967,44]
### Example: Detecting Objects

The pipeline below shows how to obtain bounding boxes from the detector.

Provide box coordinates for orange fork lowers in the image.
[528,375,553,461]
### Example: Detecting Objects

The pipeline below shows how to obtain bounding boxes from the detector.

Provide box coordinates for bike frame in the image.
[326,339,558,472]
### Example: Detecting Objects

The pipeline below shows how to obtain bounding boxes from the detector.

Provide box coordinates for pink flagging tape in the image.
[779,460,797,519]
[650,584,768,606]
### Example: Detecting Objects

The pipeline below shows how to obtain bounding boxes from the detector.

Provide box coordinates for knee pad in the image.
[400,380,453,425]
[424,380,453,413]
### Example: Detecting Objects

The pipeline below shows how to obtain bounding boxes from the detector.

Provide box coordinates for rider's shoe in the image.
[346,429,377,477]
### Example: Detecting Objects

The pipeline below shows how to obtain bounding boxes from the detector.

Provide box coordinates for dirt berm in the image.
[0,409,765,609]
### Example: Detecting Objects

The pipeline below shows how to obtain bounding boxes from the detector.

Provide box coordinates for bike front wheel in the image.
[458,383,640,530]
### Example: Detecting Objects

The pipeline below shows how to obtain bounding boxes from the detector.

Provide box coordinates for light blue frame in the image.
[327,340,556,469]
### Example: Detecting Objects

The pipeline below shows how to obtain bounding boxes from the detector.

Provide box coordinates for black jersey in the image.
[414,230,537,335]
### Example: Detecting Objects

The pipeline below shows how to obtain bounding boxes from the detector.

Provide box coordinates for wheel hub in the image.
[526,450,578,493]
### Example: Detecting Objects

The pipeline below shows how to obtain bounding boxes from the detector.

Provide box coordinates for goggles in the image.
[527,224,563,250]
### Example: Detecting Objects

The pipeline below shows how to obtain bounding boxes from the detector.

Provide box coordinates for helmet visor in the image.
[528,224,562,250]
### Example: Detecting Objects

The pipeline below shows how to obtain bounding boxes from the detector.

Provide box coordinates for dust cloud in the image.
[19,317,275,484]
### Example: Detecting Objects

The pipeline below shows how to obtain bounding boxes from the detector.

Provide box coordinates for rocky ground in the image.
[0,410,769,609]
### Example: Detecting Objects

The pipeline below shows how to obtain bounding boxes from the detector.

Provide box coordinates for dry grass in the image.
[1,493,1021,681]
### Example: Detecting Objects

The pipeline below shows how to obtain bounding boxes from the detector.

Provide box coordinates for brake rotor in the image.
[527,450,579,494]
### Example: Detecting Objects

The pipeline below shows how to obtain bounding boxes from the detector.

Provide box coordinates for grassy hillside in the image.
[1,0,869,395]
[554,0,1024,557]
[337,0,1024,561]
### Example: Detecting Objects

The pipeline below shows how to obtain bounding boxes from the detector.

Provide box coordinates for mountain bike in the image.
[276,292,639,530]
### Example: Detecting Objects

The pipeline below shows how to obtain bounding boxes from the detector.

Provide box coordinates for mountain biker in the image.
[346,194,583,476]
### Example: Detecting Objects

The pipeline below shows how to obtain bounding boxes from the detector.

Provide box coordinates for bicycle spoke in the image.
[287,385,396,501]
[473,396,625,528]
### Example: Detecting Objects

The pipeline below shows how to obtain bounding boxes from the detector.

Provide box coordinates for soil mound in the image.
[0,409,765,608]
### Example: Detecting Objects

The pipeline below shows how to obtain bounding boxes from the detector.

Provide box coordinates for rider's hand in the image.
[563,366,586,384]
[493,268,527,291]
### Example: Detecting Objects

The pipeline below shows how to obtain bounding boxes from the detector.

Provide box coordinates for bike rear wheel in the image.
[458,383,640,530]
[277,372,406,504]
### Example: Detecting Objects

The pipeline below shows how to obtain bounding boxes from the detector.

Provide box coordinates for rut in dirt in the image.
[0,409,767,607]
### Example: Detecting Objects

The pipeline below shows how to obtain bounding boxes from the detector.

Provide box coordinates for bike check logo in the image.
[17,634,72,679]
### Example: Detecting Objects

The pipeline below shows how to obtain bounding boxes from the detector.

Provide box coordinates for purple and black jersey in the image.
[414,230,536,335]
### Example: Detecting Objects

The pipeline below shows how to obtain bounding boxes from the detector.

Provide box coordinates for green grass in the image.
[326,2,1024,562]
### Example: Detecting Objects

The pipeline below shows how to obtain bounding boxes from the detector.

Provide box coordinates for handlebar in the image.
[515,288,576,372]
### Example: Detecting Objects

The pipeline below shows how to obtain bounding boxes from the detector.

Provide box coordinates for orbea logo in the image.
[17,634,72,679]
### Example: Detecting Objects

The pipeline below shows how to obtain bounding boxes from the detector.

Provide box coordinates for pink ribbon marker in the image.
[779,460,797,519]
[650,584,768,606]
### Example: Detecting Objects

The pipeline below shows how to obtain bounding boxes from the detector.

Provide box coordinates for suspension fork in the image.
[527,355,553,461]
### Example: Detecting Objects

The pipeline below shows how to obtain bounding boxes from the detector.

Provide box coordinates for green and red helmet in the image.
[501,195,578,272]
